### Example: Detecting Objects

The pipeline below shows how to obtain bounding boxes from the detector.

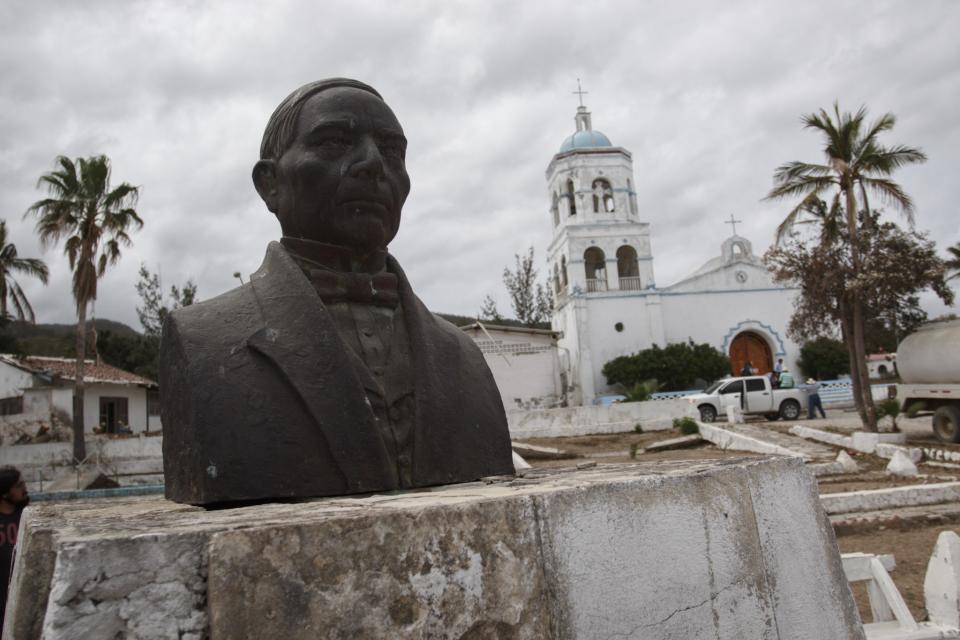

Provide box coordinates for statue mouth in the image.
[340,199,391,215]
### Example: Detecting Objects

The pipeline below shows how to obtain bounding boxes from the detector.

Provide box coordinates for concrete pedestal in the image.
[4,457,864,639]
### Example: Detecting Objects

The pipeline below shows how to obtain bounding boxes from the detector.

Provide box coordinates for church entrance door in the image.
[729,332,772,376]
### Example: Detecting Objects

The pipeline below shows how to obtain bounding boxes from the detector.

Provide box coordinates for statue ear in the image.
[252,160,279,213]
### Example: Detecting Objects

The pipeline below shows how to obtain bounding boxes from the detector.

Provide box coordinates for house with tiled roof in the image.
[0,355,160,434]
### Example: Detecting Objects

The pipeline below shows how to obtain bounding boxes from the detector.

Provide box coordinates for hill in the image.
[1,319,141,358]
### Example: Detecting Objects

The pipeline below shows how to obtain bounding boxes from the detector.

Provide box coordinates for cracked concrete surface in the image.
[4,457,863,639]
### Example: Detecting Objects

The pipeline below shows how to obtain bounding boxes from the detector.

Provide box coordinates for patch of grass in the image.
[629,443,639,459]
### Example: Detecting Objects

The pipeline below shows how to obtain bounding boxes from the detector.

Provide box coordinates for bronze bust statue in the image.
[161,79,514,506]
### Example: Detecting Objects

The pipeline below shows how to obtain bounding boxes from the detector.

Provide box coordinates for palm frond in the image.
[10,257,49,284]
[861,176,916,223]
[774,190,826,244]
[10,281,35,323]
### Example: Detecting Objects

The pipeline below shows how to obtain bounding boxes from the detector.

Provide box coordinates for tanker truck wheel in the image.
[933,405,960,443]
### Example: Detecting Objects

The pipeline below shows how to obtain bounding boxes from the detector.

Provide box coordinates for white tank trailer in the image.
[895,319,960,442]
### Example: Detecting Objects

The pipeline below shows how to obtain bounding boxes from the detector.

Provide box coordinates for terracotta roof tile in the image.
[12,356,156,386]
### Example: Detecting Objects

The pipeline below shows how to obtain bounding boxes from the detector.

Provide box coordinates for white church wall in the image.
[660,288,800,375]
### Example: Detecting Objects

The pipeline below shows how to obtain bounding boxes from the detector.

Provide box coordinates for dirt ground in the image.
[838,524,958,624]
[517,424,960,624]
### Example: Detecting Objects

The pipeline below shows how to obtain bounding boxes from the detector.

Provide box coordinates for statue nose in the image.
[347,138,384,181]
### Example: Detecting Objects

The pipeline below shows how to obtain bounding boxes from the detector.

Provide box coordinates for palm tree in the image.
[946,242,960,281]
[766,103,926,431]
[0,220,49,323]
[27,155,142,461]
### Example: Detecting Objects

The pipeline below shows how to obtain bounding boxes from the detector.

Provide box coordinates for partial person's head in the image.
[253,78,410,253]
[0,466,28,510]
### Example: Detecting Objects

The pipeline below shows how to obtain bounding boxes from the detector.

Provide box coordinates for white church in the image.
[472,100,801,409]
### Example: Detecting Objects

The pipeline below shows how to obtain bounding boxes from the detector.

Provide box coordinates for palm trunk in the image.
[845,184,878,431]
[839,297,869,426]
[73,302,87,462]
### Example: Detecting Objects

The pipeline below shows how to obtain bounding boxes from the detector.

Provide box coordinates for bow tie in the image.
[309,268,400,308]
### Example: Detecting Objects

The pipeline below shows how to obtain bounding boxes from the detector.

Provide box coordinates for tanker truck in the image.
[895,318,960,442]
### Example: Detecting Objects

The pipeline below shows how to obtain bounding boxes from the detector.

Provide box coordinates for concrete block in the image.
[5,457,864,640]
[875,442,924,463]
[924,531,960,629]
[820,482,960,515]
[789,425,853,449]
[645,434,703,452]
[512,450,532,470]
[851,432,907,454]
[726,405,745,424]
[837,450,860,473]
[886,450,919,477]
[699,422,805,458]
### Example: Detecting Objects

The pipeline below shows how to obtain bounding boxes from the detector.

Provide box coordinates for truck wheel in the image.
[933,405,960,443]
[779,400,801,421]
[698,405,717,423]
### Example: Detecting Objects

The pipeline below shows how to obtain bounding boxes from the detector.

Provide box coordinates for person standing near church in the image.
[0,466,29,630]
[801,378,827,419]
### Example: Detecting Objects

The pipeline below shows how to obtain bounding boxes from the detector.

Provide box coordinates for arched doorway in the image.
[729,331,772,375]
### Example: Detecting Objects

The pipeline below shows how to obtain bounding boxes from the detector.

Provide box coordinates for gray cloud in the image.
[1,0,956,331]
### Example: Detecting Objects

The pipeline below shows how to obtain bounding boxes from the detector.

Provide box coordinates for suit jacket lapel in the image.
[245,242,394,492]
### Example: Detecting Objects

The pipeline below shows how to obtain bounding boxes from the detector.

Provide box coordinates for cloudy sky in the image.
[1,0,957,331]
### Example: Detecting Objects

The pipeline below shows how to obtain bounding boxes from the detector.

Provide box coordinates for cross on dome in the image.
[725,213,743,236]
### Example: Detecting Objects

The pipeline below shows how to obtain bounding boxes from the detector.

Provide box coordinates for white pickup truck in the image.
[686,375,806,423]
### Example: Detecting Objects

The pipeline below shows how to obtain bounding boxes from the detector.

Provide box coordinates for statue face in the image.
[257,87,410,251]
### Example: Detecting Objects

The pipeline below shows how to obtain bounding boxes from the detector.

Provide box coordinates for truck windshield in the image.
[704,380,727,394]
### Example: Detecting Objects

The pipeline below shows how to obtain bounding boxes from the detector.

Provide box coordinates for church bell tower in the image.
[545,90,664,405]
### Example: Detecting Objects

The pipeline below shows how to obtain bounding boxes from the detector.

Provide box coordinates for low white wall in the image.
[0,434,163,469]
[508,398,688,439]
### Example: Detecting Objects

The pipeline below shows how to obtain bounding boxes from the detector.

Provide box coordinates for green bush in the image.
[876,397,901,430]
[603,343,730,392]
[673,416,699,435]
[797,337,850,380]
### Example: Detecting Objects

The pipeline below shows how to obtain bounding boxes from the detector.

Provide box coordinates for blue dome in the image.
[559,130,612,153]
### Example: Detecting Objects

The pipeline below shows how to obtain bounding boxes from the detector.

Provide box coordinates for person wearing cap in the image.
[0,466,29,630]
[800,377,826,419]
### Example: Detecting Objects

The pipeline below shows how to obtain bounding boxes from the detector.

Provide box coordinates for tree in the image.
[27,155,142,462]
[766,213,953,406]
[500,247,553,327]
[946,242,960,281]
[0,220,49,323]
[135,263,198,337]
[796,337,850,380]
[477,294,503,323]
[766,103,927,430]
[602,342,730,392]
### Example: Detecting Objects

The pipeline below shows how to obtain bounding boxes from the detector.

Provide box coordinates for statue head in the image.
[253,79,410,253]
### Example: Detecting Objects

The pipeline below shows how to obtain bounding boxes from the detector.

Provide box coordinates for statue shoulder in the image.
[164,282,260,346]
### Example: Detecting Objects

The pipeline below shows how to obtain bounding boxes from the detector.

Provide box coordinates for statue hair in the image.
[259,78,383,161]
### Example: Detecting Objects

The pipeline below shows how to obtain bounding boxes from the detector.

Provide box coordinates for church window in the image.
[551,192,560,227]
[616,245,640,290]
[614,322,624,332]
[732,241,747,257]
[584,247,607,292]
[627,179,637,215]
[561,255,568,286]
[553,263,561,293]
[566,180,577,216]
[592,178,614,213]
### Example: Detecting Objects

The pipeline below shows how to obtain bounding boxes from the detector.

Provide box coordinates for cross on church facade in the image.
[725,214,743,236]
[572,79,588,107]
